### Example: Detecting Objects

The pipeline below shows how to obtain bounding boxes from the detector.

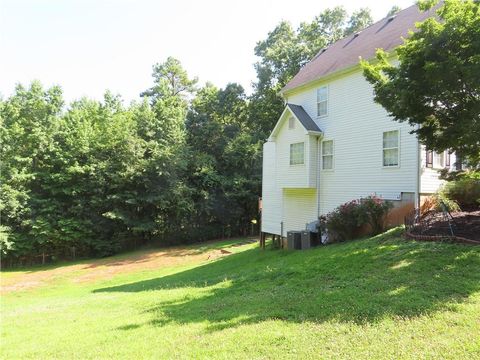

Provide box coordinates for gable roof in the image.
[282,4,439,94]
[269,104,322,140]
[287,104,321,132]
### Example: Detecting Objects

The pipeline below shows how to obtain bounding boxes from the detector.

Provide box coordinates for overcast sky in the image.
[1,0,414,104]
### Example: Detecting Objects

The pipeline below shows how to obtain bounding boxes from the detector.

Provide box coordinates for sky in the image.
[1,0,414,104]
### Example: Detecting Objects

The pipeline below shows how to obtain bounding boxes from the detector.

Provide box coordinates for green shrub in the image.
[319,200,361,242]
[357,196,394,235]
[431,192,461,212]
[319,196,393,242]
[442,173,480,211]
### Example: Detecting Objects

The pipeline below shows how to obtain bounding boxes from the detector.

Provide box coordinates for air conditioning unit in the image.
[287,231,302,250]
[301,231,319,249]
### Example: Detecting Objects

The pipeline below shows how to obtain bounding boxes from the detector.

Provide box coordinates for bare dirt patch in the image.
[1,238,257,294]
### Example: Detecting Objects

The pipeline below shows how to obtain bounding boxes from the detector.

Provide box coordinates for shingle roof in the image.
[287,103,322,133]
[282,4,439,93]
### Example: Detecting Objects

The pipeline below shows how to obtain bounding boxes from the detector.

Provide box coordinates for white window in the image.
[288,116,295,129]
[383,130,399,167]
[322,140,334,170]
[317,86,328,117]
[290,142,305,165]
[433,151,445,168]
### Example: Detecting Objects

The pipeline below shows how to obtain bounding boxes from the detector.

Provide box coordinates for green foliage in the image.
[1,5,379,264]
[387,5,402,17]
[429,192,461,213]
[319,199,362,241]
[357,196,394,235]
[442,173,480,211]
[319,196,393,241]
[2,235,480,359]
[361,0,480,166]
[250,6,374,140]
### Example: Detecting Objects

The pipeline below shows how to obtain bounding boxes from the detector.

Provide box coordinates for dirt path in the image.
[1,238,257,294]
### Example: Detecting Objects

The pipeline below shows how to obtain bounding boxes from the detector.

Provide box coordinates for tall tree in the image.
[361,0,480,166]
[250,6,373,140]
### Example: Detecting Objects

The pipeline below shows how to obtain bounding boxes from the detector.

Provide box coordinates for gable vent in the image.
[288,116,295,129]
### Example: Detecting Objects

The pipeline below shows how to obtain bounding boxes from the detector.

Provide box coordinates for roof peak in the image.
[282,3,439,94]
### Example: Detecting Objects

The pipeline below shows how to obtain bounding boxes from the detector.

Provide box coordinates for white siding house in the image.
[261,4,451,236]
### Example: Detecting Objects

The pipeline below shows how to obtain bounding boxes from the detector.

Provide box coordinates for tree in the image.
[250,6,373,140]
[345,8,374,35]
[141,57,198,101]
[185,82,262,239]
[361,0,480,166]
[387,5,402,17]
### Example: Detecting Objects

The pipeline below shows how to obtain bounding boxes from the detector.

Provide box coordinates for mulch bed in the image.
[407,210,480,244]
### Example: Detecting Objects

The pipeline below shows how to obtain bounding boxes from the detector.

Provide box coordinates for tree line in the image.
[1,6,384,265]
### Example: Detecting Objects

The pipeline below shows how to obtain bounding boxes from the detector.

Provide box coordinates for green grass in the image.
[2,229,480,359]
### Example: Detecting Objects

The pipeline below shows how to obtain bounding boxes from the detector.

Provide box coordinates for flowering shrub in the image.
[318,196,393,242]
[357,196,394,235]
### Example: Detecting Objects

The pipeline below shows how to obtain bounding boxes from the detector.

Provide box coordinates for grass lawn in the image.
[1,228,480,359]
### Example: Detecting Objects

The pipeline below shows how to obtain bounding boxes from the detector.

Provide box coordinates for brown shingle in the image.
[282,4,438,93]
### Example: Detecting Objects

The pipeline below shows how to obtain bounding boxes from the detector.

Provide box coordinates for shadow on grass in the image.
[95,230,480,330]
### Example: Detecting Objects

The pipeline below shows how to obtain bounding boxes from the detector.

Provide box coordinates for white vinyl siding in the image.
[420,146,457,194]
[316,86,328,117]
[286,67,418,215]
[383,130,399,167]
[274,109,317,189]
[290,142,305,165]
[322,140,334,170]
[283,188,318,233]
[261,141,282,234]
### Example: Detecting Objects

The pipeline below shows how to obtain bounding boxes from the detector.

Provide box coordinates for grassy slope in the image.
[2,229,480,359]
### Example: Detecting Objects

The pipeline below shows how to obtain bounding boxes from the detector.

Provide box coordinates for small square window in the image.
[322,140,334,170]
[290,142,305,165]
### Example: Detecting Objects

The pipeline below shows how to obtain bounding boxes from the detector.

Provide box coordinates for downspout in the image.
[317,136,320,217]
[415,130,421,213]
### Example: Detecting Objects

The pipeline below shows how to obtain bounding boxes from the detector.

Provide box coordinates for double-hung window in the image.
[317,86,328,117]
[322,140,334,170]
[383,130,399,167]
[433,151,445,168]
[290,142,305,165]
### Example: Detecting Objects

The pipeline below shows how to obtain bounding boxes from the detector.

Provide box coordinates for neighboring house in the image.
[261,4,457,238]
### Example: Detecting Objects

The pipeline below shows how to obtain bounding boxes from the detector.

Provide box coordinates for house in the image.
[261,4,457,238]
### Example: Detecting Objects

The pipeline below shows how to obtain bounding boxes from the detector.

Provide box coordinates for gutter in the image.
[415,128,421,212]
[316,135,322,218]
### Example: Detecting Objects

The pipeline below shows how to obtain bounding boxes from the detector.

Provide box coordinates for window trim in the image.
[432,151,446,169]
[382,129,400,168]
[316,86,328,118]
[289,142,305,166]
[321,139,334,171]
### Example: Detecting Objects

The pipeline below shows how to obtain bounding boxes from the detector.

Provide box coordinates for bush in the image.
[442,173,480,211]
[420,193,460,214]
[319,200,361,242]
[357,196,394,235]
[319,196,393,242]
